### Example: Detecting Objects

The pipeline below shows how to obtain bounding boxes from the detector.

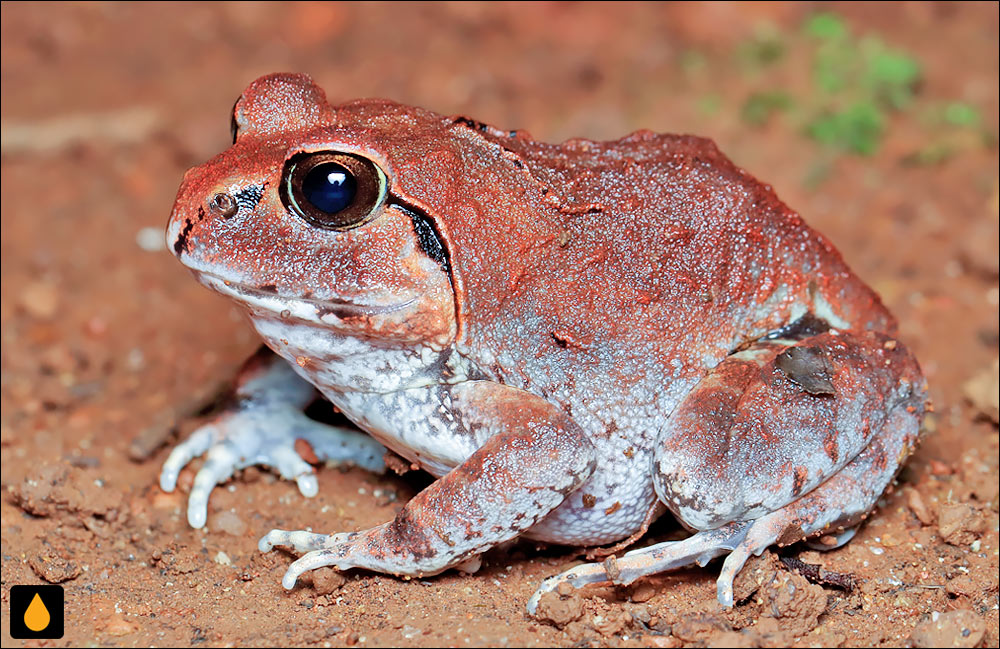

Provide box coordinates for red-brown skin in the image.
[166,73,927,612]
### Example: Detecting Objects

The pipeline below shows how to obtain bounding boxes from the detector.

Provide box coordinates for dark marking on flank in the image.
[766,312,831,342]
[604,501,622,516]
[792,465,808,496]
[582,493,597,508]
[550,330,590,349]
[316,305,362,321]
[823,429,840,463]
[776,346,835,395]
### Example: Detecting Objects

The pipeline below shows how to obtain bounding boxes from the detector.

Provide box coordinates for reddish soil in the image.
[2,3,997,647]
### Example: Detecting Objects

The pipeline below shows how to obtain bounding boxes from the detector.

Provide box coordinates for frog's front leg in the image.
[260,380,597,586]
[160,348,387,528]
[529,330,926,611]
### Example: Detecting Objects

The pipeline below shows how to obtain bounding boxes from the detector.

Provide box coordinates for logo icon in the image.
[9,585,64,639]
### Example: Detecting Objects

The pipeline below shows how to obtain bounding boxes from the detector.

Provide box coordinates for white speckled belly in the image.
[249,311,678,547]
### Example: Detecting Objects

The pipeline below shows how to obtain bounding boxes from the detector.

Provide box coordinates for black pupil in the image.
[301,162,356,214]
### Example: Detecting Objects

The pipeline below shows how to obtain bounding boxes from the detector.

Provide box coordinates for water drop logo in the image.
[9,585,64,639]
[24,593,50,631]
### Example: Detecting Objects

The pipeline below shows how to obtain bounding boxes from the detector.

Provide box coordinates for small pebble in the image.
[945,574,976,598]
[20,281,59,319]
[135,226,166,252]
[631,581,657,603]
[938,503,984,546]
[213,510,247,537]
[103,614,137,636]
[906,488,934,525]
[556,581,575,596]
[312,567,346,595]
[533,590,583,628]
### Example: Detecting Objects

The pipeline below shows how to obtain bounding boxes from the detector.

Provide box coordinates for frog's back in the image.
[335,107,893,422]
[429,126,889,398]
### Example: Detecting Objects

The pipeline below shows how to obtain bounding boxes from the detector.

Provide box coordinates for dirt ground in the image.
[1,2,997,647]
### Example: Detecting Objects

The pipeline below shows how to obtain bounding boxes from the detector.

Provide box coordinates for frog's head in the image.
[168,73,463,348]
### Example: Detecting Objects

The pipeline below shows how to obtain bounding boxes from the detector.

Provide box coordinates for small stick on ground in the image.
[780,555,856,592]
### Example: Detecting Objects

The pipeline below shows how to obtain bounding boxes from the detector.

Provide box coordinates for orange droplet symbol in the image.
[24,592,51,632]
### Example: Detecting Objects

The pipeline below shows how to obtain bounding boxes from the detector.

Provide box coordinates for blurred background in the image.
[2,3,997,647]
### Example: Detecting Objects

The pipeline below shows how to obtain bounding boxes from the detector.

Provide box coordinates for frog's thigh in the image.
[653,331,926,531]
[529,397,924,613]
[261,380,597,582]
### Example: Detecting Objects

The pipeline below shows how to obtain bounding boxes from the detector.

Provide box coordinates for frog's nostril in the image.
[209,193,238,219]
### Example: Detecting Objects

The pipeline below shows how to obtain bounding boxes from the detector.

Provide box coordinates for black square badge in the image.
[9,585,64,639]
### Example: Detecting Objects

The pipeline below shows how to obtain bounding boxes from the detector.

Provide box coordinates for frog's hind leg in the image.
[653,331,925,534]
[528,330,926,613]
[528,418,912,612]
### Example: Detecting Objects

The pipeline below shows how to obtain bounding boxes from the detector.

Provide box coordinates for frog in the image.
[161,72,927,612]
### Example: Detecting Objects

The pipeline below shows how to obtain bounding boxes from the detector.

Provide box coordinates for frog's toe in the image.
[298,425,386,473]
[526,561,612,614]
[187,449,239,528]
[259,529,351,553]
[259,529,356,589]
[266,445,319,495]
[159,424,218,492]
[280,549,350,589]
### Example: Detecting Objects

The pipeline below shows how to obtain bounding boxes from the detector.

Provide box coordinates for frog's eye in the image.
[281,152,387,230]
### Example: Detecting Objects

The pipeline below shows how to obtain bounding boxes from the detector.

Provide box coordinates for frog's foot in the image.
[260,380,597,590]
[159,350,386,528]
[160,407,386,528]
[259,529,358,588]
[527,522,748,614]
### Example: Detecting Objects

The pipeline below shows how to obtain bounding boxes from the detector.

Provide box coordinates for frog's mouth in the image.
[195,271,418,322]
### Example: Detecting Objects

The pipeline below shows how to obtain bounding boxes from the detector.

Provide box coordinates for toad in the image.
[161,73,927,610]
